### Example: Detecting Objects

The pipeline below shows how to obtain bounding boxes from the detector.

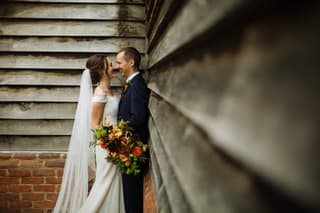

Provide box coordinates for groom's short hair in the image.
[119,47,141,69]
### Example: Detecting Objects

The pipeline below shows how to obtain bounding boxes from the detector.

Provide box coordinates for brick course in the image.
[0,152,157,212]
[0,152,66,213]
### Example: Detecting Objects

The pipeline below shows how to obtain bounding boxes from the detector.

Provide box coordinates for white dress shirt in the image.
[126,72,140,83]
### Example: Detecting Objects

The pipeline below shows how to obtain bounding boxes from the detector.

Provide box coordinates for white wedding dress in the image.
[79,95,125,213]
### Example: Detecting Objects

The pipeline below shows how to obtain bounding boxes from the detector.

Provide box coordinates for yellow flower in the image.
[110,152,117,158]
[114,129,122,139]
[125,161,131,167]
[103,119,110,126]
[118,119,129,129]
[142,144,148,152]
[119,154,128,162]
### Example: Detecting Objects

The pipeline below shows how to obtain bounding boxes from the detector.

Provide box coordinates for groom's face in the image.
[116,51,131,79]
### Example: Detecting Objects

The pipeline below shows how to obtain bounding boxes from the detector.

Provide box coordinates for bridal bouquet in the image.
[92,119,148,176]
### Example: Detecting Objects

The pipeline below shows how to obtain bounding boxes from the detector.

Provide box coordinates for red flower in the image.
[132,146,142,157]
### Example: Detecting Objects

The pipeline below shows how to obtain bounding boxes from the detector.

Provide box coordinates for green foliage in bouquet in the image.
[92,119,148,176]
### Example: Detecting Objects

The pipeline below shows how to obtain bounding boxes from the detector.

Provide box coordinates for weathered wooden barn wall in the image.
[145,1,320,212]
[0,0,145,151]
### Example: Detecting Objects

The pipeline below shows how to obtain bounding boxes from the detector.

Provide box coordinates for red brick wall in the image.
[0,152,66,213]
[0,152,157,213]
[143,170,157,213]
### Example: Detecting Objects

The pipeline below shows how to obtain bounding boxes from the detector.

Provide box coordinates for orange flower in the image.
[97,140,104,145]
[97,140,106,148]
[132,146,142,157]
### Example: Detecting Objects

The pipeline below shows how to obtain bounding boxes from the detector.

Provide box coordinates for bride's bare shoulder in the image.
[93,87,106,96]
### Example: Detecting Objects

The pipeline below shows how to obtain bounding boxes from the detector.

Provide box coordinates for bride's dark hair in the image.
[86,54,107,84]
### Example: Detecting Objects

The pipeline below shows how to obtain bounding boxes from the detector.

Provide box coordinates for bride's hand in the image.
[106,57,114,79]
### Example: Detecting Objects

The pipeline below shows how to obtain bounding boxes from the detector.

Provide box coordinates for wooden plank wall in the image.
[0,0,145,151]
[145,0,320,212]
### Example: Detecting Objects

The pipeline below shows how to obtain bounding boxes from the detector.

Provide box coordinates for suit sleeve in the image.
[128,79,148,129]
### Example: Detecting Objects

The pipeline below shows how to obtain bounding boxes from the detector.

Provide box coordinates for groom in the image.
[116,47,149,213]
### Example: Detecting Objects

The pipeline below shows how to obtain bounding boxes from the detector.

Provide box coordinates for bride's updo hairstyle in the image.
[86,54,107,84]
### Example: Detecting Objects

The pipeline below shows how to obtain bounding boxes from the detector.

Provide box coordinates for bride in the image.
[53,54,125,213]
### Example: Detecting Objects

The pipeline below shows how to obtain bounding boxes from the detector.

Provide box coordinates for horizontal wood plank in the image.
[146,0,162,37]
[0,54,146,69]
[148,0,241,67]
[0,3,145,20]
[0,136,70,151]
[147,0,181,52]
[0,86,79,102]
[8,0,144,3]
[0,20,145,37]
[0,37,145,53]
[0,70,123,86]
[149,94,279,213]
[0,70,81,86]
[147,7,320,209]
[0,120,73,135]
[149,144,162,195]
[0,54,91,69]
[145,0,155,21]
[156,185,171,213]
[0,86,123,102]
[0,103,77,119]
[149,116,190,213]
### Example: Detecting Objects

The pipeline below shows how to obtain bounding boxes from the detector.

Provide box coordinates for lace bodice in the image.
[92,95,120,125]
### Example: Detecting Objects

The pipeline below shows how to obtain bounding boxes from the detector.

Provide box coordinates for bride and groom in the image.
[53,47,149,213]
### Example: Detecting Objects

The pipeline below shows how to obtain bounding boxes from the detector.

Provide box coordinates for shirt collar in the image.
[126,71,140,83]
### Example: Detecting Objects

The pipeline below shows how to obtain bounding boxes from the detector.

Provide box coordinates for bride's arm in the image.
[92,103,105,129]
[92,87,106,129]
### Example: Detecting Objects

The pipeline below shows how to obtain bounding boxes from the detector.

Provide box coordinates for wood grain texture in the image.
[145,0,162,38]
[149,94,277,213]
[0,20,145,37]
[147,0,182,53]
[148,143,162,195]
[149,115,190,213]
[148,0,242,67]
[0,70,81,86]
[0,54,146,69]
[0,136,70,151]
[0,37,145,53]
[0,86,80,102]
[0,54,92,69]
[0,70,123,86]
[0,103,77,119]
[156,184,171,213]
[8,0,144,3]
[0,120,73,135]
[0,3,145,20]
[147,4,320,209]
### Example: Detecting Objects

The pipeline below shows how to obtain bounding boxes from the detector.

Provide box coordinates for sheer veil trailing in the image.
[53,69,96,213]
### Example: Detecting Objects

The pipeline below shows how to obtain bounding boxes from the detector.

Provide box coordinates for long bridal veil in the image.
[53,69,96,213]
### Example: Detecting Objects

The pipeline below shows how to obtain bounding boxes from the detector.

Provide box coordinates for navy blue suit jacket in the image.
[117,73,149,144]
[117,73,149,213]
